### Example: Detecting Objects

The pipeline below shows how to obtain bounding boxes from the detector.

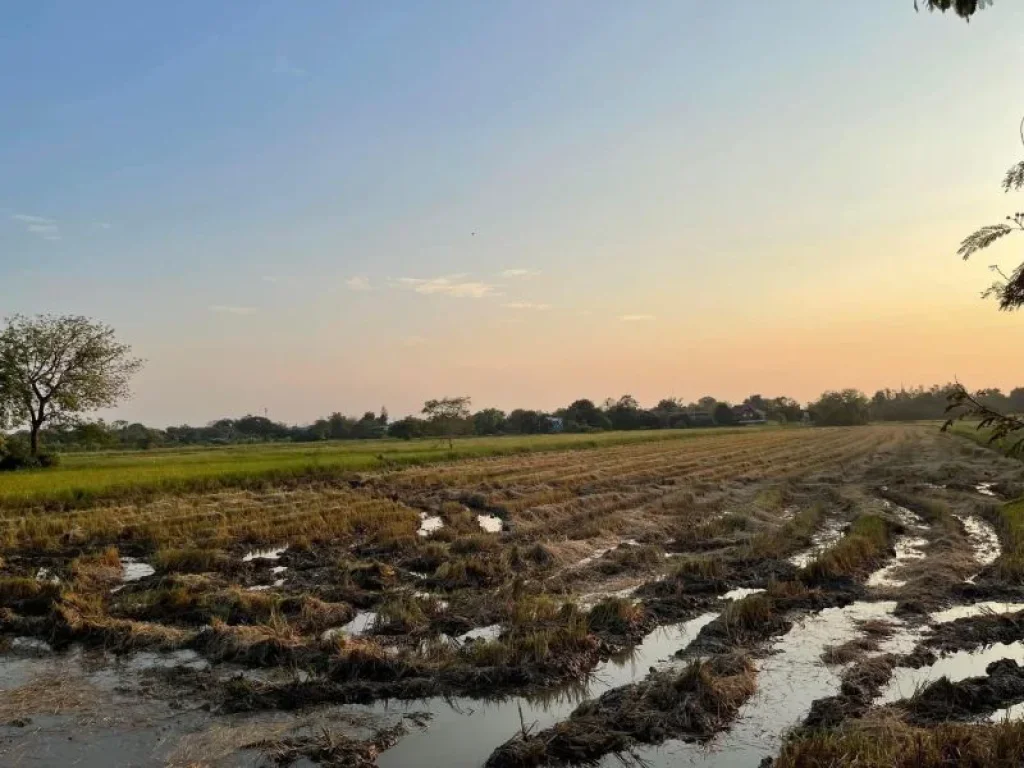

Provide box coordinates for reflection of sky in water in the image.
[477,513,503,533]
[417,513,444,536]
[931,602,1024,624]
[954,514,1001,568]
[241,546,287,562]
[881,641,1024,704]
[608,602,903,768]
[373,613,718,768]
[788,520,845,568]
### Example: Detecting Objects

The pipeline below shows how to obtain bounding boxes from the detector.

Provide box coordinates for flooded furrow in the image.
[787,519,845,568]
[880,641,1024,705]
[601,601,905,768]
[866,535,929,589]
[367,613,719,768]
[955,513,1001,569]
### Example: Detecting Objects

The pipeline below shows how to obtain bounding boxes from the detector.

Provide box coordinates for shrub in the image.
[0,449,60,471]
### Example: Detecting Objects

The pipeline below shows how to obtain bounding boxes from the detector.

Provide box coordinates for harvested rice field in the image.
[4,424,1024,767]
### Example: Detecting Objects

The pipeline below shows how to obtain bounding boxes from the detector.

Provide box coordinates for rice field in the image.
[0,427,758,507]
[3,423,1024,767]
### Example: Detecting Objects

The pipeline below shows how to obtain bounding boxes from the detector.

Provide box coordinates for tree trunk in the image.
[30,422,40,457]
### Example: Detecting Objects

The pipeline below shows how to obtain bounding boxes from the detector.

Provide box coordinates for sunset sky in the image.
[3,1,1024,425]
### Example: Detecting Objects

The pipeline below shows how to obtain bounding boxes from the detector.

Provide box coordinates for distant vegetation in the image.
[4,383,1021,458]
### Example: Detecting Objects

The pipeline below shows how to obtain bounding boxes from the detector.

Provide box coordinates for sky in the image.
[3,1,1024,426]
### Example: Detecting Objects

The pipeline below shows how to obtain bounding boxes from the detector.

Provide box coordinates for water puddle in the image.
[477,514,503,533]
[413,592,450,611]
[370,613,719,768]
[955,514,1001,568]
[866,536,928,588]
[574,546,615,569]
[977,483,997,498]
[990,702,1024,721]
[575,539,642,569]
[120,558,155,582]
[122,648,209,672]
[880,641,1024,704]
[9,637,53,655]
[788,520,845,568]
[323,611,378,640]
[618,602,901,768]
[242,546,287,562]
[879,500,930,530]
[418,513,444,537]
[457,624,502,643]
[578,585,646,610]
[931,602,1024,624]
[246,579,285,592]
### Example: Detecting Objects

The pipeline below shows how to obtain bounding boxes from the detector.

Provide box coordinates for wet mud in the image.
[4,425,1024,766]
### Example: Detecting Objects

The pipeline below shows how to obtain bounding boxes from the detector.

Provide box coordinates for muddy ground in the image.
[2,425,1024,766]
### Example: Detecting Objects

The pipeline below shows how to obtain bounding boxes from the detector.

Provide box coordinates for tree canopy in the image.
[809,390,871,427]
[915,0,992,19]
[422,396,472,449]
[0,315,143,456]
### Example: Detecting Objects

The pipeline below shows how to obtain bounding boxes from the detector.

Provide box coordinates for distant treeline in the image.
[15,384,1024,452]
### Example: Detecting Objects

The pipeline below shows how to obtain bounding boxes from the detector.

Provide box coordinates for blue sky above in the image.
[3,1,1024,425]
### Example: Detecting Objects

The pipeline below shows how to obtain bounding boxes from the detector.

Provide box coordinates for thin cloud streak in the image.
[620,314,655,322]
[396,274,499,298]
[345,276,373,291]
[210,305,256,315]
[500,268,541,277]
[502,301,550,310]
[12,213,61,241]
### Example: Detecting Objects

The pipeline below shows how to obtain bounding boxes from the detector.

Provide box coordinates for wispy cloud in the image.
[12,213,61,241]
[272,54,306,76]
[400,335,429,347]
[345,276,372,292]
[396,274,498,299]
[619,314,655,322]
[210,305,256,315]
[93,221,111,230]
[500,268,541,278]
[502,301,550,310]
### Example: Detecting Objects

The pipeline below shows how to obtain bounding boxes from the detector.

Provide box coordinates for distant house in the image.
[547,416,564,433]
[732,404,767,425]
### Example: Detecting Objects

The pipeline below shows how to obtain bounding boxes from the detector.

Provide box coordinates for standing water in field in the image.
[788,519,846,568]
[477,513,503,533]
[880,641,1024,704]
[417,513,444,536]
[120,558,155,582]
[930,602,1024,623]
[866,535,929,588]
[611,602,904,768]
[955,514,1001,568]
[372,613,719,768]
[241,546,287,562]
